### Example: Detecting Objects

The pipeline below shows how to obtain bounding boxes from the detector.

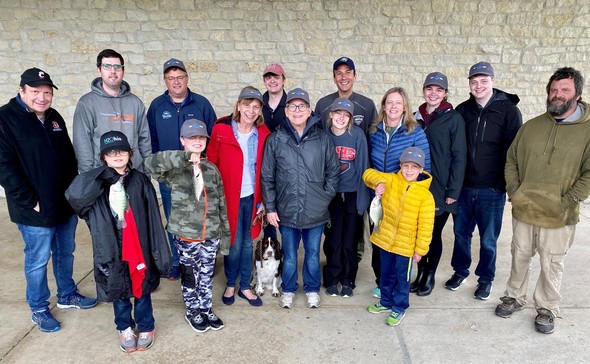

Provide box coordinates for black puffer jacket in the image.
[416,105,467,215]
[261,114,340,229]
[66,166,171,302]
[456,89,522,192]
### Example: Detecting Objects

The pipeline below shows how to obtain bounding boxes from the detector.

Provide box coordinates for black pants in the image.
[418,211,451,273]
[323,192,362,288]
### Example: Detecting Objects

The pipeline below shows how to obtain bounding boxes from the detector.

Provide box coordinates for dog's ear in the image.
[274,239,283,260]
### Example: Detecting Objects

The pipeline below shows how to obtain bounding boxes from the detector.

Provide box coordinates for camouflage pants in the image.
[173,236,220,315]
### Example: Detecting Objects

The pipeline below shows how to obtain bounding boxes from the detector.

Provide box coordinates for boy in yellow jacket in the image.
[363,146,435,326]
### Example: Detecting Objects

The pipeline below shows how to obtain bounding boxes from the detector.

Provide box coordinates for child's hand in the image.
[375,183,385,196]
[413,253,422,263]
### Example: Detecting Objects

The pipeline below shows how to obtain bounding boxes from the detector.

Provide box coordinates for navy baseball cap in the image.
[333,57,355,72]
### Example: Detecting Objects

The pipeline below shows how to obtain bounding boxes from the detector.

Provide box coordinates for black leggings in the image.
[418,211,451,273]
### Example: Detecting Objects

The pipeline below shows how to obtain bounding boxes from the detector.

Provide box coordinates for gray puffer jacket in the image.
[261,114,340,229]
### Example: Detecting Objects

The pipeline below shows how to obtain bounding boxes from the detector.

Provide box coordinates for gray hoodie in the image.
[73,77,151,173]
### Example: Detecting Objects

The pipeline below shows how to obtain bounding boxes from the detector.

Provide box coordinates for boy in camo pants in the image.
[145,119,230,333]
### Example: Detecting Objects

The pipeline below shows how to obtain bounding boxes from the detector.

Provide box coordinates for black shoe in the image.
[326,285,339,297]
[340,285,353,298]
[474,281,492,300]
[535,309,555,334]
[185,310,210,333]
[416,271,435,297]
[495,296,523,318]
[203,309,224,331]
[409,268,426,293]
[445,274,466,291]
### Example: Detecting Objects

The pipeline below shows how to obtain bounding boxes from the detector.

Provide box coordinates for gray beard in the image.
[547,97,576,117]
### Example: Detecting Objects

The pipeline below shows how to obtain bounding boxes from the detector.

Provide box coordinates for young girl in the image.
[66,131,171,353]
[145,119,230,333]
[323,97,370,297]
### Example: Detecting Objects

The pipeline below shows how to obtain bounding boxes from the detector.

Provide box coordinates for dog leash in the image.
[252,210,268,228]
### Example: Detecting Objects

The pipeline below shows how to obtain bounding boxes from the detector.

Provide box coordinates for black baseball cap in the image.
[100,131,131,155]
[20,68,58,89]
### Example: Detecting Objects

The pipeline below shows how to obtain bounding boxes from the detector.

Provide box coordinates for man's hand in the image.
[266,212,280,227]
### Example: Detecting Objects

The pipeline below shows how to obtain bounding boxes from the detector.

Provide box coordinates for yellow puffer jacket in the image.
[363,168,435,257]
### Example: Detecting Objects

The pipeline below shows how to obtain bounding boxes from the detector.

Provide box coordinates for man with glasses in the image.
[315,57,377,134]
[147,58,217,280]
[73,49,151,173]
[0,68,97,333]
[445,62,522,300]
[261,88,339,310]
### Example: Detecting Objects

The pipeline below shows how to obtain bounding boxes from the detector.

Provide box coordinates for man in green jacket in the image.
[495,67,590,335]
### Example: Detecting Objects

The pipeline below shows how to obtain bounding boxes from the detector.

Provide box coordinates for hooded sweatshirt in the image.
[506,101,590,228]
[73,77,151,173]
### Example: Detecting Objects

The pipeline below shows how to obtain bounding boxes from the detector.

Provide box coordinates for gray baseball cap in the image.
[181,119,209,138]
[286,88,310,105]
[399,146,426,168]
[468,61,494,78]
[330,97,354,115]
[423,72,448,90]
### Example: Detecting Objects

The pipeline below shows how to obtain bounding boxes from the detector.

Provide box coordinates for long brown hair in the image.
[231,86,264,127]
[369,87,418,134]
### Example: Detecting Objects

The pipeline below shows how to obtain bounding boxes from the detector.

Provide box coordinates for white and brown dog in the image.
[251,237,282,297]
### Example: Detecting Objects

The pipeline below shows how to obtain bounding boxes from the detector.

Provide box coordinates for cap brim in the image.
[26,81,58,90]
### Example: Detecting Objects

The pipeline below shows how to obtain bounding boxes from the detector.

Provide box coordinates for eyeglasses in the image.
[164,75,187,82]
[287,104,309,112]
[101,64,124,71]
[104,150,129,157]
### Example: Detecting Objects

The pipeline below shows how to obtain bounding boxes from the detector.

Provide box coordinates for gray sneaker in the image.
[137,330,155,351]
[280,292,295,309]
[306,292,321,308]
[119,327,137,353]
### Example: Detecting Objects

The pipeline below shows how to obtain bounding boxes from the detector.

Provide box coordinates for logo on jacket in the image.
[162,111,172,119]
[51,121,62,131]
[353,115,363,126]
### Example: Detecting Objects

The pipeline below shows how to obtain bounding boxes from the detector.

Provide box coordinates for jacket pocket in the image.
[511,181,566,224]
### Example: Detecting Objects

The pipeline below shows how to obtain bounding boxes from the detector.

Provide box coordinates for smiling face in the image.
[333,64,356,95]
[400,161,423,182]
[329,109,352,133]
[164,68,189,102]
[423,85,447,110]
[263,73,285,94]
[285,98,312,133]
[181,135,208,154]
[547,77,579,118]
[18,84,53,118]
[384,91,405,126]
[97,56,125,95]
[237,99,262,126]
[469,75,495,105]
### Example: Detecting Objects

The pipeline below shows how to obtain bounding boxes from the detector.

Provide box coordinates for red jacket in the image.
[208,116,270,245]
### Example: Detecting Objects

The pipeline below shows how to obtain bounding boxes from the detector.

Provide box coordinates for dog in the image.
[251,237,283,297]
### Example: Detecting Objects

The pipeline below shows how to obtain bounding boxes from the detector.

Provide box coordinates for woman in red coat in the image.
[208,86,270,306]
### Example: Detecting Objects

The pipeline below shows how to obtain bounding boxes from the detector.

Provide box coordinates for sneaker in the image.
[203,309,224,331]
[31,310,61,333]
[445,274,466,291]
[57,292,98,309]
[367,302,391,314]
[119,327,137,353]
[535,309,555,334]
[137,330,155,351]
[168,265,180,281]
[326,285,339,296]
[372,287,381,299]
[385,311,405,326]
[340,285,353,298]
[306,292,321,308]
[474,282,493,300]
[185,311,210,333]
[280,292,295,309]
[495,296,524,318]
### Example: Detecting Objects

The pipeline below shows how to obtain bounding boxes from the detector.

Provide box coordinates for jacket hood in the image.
[90,77,132,98]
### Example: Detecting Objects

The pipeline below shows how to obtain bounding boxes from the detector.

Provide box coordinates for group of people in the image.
[1,49,589,355]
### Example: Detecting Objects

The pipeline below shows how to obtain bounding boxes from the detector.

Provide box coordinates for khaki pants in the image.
[504,218,575,317]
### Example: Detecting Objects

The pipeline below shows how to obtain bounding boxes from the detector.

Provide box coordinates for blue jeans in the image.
[379,249,411,314]
[113,294,154,332]
[451,187,506,283]
[17,214,78,312]
[159,182,179,268]
[224,194,254,291]
[279,224,324,293]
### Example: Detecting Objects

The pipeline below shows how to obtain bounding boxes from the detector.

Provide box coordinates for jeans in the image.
[159,182,179,268]
[279,224,324,293]
[379,249,411,314]
[451,187,506,283]
[224,194,254,291]
[113,294,154,332]
[17,214,78,312]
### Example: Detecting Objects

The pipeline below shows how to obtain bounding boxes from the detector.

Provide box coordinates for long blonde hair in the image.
[369,87,418,134]
[231,86,264,127]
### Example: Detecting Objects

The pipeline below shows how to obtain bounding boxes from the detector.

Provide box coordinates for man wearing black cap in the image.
[315,57,377,134]
[0,68,97,333]
[147,58,217,280]
[73,49,152,174]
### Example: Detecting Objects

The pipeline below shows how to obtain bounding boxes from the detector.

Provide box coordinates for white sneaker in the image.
[280,292,295,309]
[306,292,321,308]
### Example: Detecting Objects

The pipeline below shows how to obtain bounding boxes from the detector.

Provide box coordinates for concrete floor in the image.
[0,197,589,364]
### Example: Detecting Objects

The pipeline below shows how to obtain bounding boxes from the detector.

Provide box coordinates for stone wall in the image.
[1,0,589,126]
